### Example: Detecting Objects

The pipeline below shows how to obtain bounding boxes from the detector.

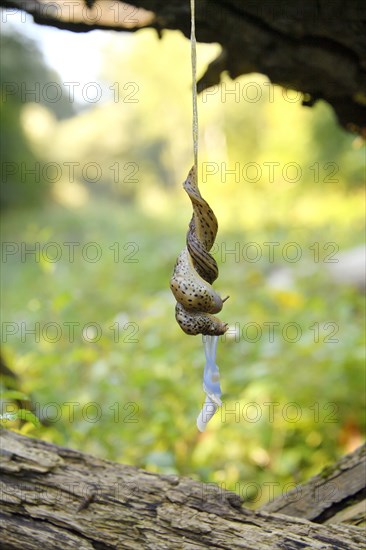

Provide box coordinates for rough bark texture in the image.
[1,0,365,135]
[1,430,365,549]
[262,442,366,526]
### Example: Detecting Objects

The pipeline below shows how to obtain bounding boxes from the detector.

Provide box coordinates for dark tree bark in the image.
[1,0,365,135]
[262,442,366,526]
[1,430,365,549]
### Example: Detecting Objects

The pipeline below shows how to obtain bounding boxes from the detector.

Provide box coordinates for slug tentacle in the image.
[170,166,228,336]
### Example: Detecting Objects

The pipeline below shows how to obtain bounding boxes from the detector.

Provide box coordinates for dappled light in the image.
[1,21,365,509]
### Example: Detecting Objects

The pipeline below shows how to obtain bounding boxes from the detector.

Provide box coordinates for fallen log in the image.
[261,442,365,526]
[1,430,364,549]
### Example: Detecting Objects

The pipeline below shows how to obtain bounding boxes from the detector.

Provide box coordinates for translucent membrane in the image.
[196,335,222,432]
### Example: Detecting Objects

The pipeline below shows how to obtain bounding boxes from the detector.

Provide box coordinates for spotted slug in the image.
[170,166,228,336]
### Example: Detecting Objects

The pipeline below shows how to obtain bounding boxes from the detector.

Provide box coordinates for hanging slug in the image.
[170,166,228,431]
[170,166,228,336]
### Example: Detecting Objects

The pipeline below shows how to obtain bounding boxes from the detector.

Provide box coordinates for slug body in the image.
[170,166,228,336]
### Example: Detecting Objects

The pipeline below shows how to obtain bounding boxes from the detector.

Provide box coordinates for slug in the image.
[170,166,228,336]
[170,166,228,431]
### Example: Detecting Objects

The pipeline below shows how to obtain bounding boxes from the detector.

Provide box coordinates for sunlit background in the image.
[1,9,365,506]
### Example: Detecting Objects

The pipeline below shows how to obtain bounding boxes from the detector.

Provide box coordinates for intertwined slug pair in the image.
[170,166,228,336]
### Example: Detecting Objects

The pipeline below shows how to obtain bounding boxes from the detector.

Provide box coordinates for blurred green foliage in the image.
[1,28,365,507]
[0,32,73,209]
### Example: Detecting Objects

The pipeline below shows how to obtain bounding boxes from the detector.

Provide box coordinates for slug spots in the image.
[170,166,228,336]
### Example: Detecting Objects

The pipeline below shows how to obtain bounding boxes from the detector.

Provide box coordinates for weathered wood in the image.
[261,443,366,527]
[1,430,365,549]
[1,0,365,135]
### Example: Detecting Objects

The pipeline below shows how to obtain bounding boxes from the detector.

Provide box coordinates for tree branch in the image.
[1,430,365,549]
[1,0,365,135]
[262,443,366,526]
